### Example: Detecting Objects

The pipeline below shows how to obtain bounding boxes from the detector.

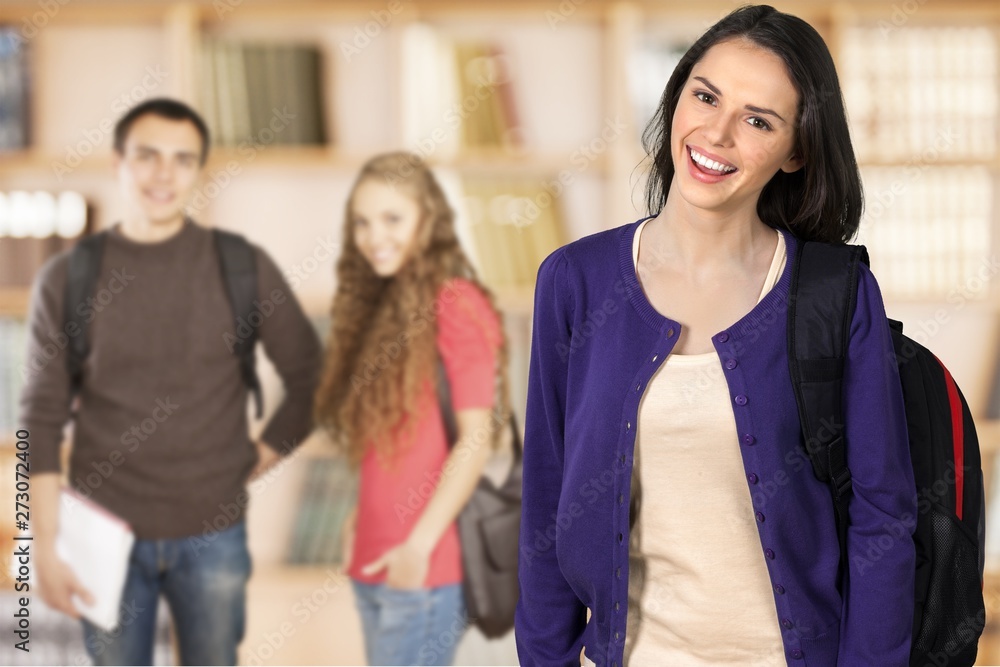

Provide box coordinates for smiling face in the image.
[113,113,204,226]
[671,38,804,216]
[351,178,424,277]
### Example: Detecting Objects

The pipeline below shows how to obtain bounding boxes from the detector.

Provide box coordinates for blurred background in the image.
[0,0,998,664]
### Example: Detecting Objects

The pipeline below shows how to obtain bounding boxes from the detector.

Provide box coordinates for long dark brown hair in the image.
[314,152,512,469]
[642,4,864,244]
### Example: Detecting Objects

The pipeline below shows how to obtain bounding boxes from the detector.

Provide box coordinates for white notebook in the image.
[55,488,135,632]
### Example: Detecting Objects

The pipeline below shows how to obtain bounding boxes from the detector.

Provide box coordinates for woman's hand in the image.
[360,538,432,590]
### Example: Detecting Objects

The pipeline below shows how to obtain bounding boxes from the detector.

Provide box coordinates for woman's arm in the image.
[837,262,917,665]
[405,407,496,554]
[515,250,588,667]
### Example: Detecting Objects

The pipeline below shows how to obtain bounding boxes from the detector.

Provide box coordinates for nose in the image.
[703,110,735,147]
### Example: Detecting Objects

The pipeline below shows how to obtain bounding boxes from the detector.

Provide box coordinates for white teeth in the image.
[690,148,736,174]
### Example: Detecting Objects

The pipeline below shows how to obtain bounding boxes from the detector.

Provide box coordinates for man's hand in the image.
[37,549,94,619]
[249,441,281,481]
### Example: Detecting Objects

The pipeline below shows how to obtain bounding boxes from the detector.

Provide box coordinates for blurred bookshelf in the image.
[0,0,998,663]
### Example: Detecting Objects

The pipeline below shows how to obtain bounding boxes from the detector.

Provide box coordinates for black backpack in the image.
[64,226,264,416]
[435,356,522,639]
[788,239,985,666]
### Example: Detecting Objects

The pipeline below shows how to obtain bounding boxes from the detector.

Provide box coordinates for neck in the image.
[651,179,773,272]
[119,212,187,243]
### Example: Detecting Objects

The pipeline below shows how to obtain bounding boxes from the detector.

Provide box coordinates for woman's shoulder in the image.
[435,277,502,339]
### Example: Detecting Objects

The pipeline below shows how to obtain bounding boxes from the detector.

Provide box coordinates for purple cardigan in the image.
[514,218,917,667]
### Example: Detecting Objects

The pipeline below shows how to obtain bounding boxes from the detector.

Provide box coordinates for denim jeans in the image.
[351,579,468,666]
[81,520,252,666]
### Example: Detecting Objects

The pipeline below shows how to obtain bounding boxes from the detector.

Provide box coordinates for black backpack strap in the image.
[435,355,523,464]
[787,239,870,574]
[65,231,109,398]
[213,229,264,418]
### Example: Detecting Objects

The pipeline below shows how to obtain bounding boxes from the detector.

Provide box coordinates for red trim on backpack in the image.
[936,355,964,520]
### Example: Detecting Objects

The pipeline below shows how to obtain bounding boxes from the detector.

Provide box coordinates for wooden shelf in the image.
[0,288,30,318]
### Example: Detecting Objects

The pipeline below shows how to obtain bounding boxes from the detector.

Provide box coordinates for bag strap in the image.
[213,228,264,418]
[435,355,523,465]
[787,239,869,573]
[65,231,109,398]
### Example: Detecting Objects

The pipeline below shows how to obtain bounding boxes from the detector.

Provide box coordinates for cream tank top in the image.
[583,219,787,667]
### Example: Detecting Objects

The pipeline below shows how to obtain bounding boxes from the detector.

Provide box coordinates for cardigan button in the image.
[765,548,775,559]
[735,394,748,406]
[781,618,793,629]
[615,631,621,640]
[652,354,658,362]
[775,584,785,594]
[725,358,737,369]
[666,328,675,338]
[618,532,624,544]
[635,383,641,391]
[748,473,759,484]
[756,512,765,523]
[743,434,756,446]
[626,421,631,431]
[717,332,729,343]
[615,601,620,610]
[790,649,803,660]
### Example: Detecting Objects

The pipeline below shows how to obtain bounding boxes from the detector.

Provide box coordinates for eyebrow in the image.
[692,76,788,124]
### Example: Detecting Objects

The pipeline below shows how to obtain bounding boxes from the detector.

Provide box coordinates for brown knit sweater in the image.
[19,220,323,539]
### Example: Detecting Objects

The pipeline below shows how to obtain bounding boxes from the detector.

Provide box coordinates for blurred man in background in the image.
[20,98,322,665]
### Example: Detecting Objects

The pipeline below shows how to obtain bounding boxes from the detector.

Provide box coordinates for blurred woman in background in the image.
[315,152,510,666]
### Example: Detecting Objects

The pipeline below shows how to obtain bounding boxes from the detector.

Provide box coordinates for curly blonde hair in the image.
[314,152,512,470]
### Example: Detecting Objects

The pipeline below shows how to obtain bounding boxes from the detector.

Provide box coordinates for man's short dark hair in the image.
[113,97,211,166]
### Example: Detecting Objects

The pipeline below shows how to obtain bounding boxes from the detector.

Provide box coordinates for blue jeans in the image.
[81,520,252,665]
[351,579,468,666]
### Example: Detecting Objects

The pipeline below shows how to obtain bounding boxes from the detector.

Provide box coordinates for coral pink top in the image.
[348,278,503,587]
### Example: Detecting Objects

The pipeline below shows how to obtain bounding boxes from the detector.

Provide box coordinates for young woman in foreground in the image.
[515,5,915,666]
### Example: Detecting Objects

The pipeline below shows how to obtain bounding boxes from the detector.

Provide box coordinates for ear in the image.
[779,152,804,174]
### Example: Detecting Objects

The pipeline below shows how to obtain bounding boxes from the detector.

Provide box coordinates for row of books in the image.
[286,457,357,565]
[0,26,29,151]
[402,25,523,155]
[841,26,997,161]
[855,166,992,299]
[199,40,327,148]
[458,177,565,292]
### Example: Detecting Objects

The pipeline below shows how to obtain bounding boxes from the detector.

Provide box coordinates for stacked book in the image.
[0,27,29,151]
[401,24,523,155]
[199,40,328,148]
[286,457,357,565]
[840,25,997,162]
[458,178,565,293]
